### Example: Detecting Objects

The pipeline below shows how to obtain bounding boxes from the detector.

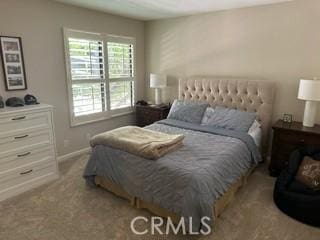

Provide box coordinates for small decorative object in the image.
[5,97,24,107]
[0,96,4,108]
[296,156,320,190]
[135,100,148,106]
[0,36,27,91]
[24,94,39,105]
[283,114,293,123]
[150,73,167,105]
[298,79,320,127]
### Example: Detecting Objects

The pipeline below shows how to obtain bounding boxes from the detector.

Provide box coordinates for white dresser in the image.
[0,104,59,201]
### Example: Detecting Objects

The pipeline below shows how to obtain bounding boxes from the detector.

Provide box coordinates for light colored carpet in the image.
[0,154,319,240]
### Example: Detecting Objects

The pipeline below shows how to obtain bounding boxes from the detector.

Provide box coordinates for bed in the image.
[84,76,275,231]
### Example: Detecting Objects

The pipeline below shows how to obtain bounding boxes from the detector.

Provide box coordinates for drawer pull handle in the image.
[14,134,29,139]
[12,116,26,121]
[20,169,33,175]
[17,152,31,157]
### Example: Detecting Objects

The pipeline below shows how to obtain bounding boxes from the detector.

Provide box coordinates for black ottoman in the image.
[273,146,320,227]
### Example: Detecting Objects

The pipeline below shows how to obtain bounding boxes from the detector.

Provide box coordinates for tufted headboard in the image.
[179,76,275,158]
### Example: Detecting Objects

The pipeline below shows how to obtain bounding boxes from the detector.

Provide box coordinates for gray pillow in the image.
[201,106,256,132]
[167,100,208,124]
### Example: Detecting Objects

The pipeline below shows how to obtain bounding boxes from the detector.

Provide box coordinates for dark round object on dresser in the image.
[5,97,24,107]
[273,146,320,227]
[24,94,39,105]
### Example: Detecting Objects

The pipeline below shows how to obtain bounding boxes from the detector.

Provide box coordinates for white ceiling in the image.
[55,0,293,21]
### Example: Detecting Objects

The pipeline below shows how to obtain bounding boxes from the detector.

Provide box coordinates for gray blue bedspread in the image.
[83,119,261,231]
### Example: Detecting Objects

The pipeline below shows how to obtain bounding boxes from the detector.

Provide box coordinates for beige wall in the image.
[145,0,320,124]
[1,0,319,157]
[0,0,145,156]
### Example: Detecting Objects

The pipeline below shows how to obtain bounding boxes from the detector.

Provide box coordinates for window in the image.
[64,29,135,126]
[68,38,105,117]
[107,38,135,110]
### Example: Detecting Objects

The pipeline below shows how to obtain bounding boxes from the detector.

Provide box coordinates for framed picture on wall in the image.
[0,36,27,91]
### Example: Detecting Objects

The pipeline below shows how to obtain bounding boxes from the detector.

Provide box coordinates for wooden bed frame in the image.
[94,77,275,226]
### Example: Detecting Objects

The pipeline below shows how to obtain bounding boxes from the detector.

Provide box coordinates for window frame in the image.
[63,28,136,127]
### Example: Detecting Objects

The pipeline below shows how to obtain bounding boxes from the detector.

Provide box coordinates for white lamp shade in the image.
[298,79,320,101]
[150,74,167,88]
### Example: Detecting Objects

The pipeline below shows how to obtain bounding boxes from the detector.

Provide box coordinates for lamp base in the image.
[303,101,317,127]
[154,88,161,105]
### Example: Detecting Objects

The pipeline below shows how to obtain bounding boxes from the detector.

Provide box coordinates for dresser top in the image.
[0,104,53,115]
[273,120,320,135]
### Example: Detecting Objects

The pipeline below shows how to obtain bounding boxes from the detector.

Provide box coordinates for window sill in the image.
[70,110,135,127]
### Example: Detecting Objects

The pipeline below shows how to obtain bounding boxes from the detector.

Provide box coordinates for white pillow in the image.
[248,120,262,147]
[248,120,261,134]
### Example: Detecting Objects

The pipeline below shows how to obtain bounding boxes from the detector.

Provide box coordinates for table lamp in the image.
[298,79,320,127]
[150,74,167,105]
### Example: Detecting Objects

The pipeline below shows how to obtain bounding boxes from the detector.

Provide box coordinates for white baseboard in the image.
[57,147,91,163]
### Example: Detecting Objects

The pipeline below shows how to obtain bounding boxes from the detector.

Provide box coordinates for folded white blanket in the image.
[90,126,184,160]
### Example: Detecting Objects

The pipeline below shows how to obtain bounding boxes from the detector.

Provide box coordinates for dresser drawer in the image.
[0,129,52,154]
[0,144,55,173]
[0,160,56,191]
[0,104,58,202]
[0,111,51,135]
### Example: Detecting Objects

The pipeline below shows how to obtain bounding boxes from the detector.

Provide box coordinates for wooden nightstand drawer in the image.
[140,108,161,119]
[277,131,318,145]
[275,143,299,155]
[138,114,160,126]
[136,105,170,127]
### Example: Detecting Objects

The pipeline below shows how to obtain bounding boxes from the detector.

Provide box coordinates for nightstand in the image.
[136,104,170,127]
[269,120,320,176]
